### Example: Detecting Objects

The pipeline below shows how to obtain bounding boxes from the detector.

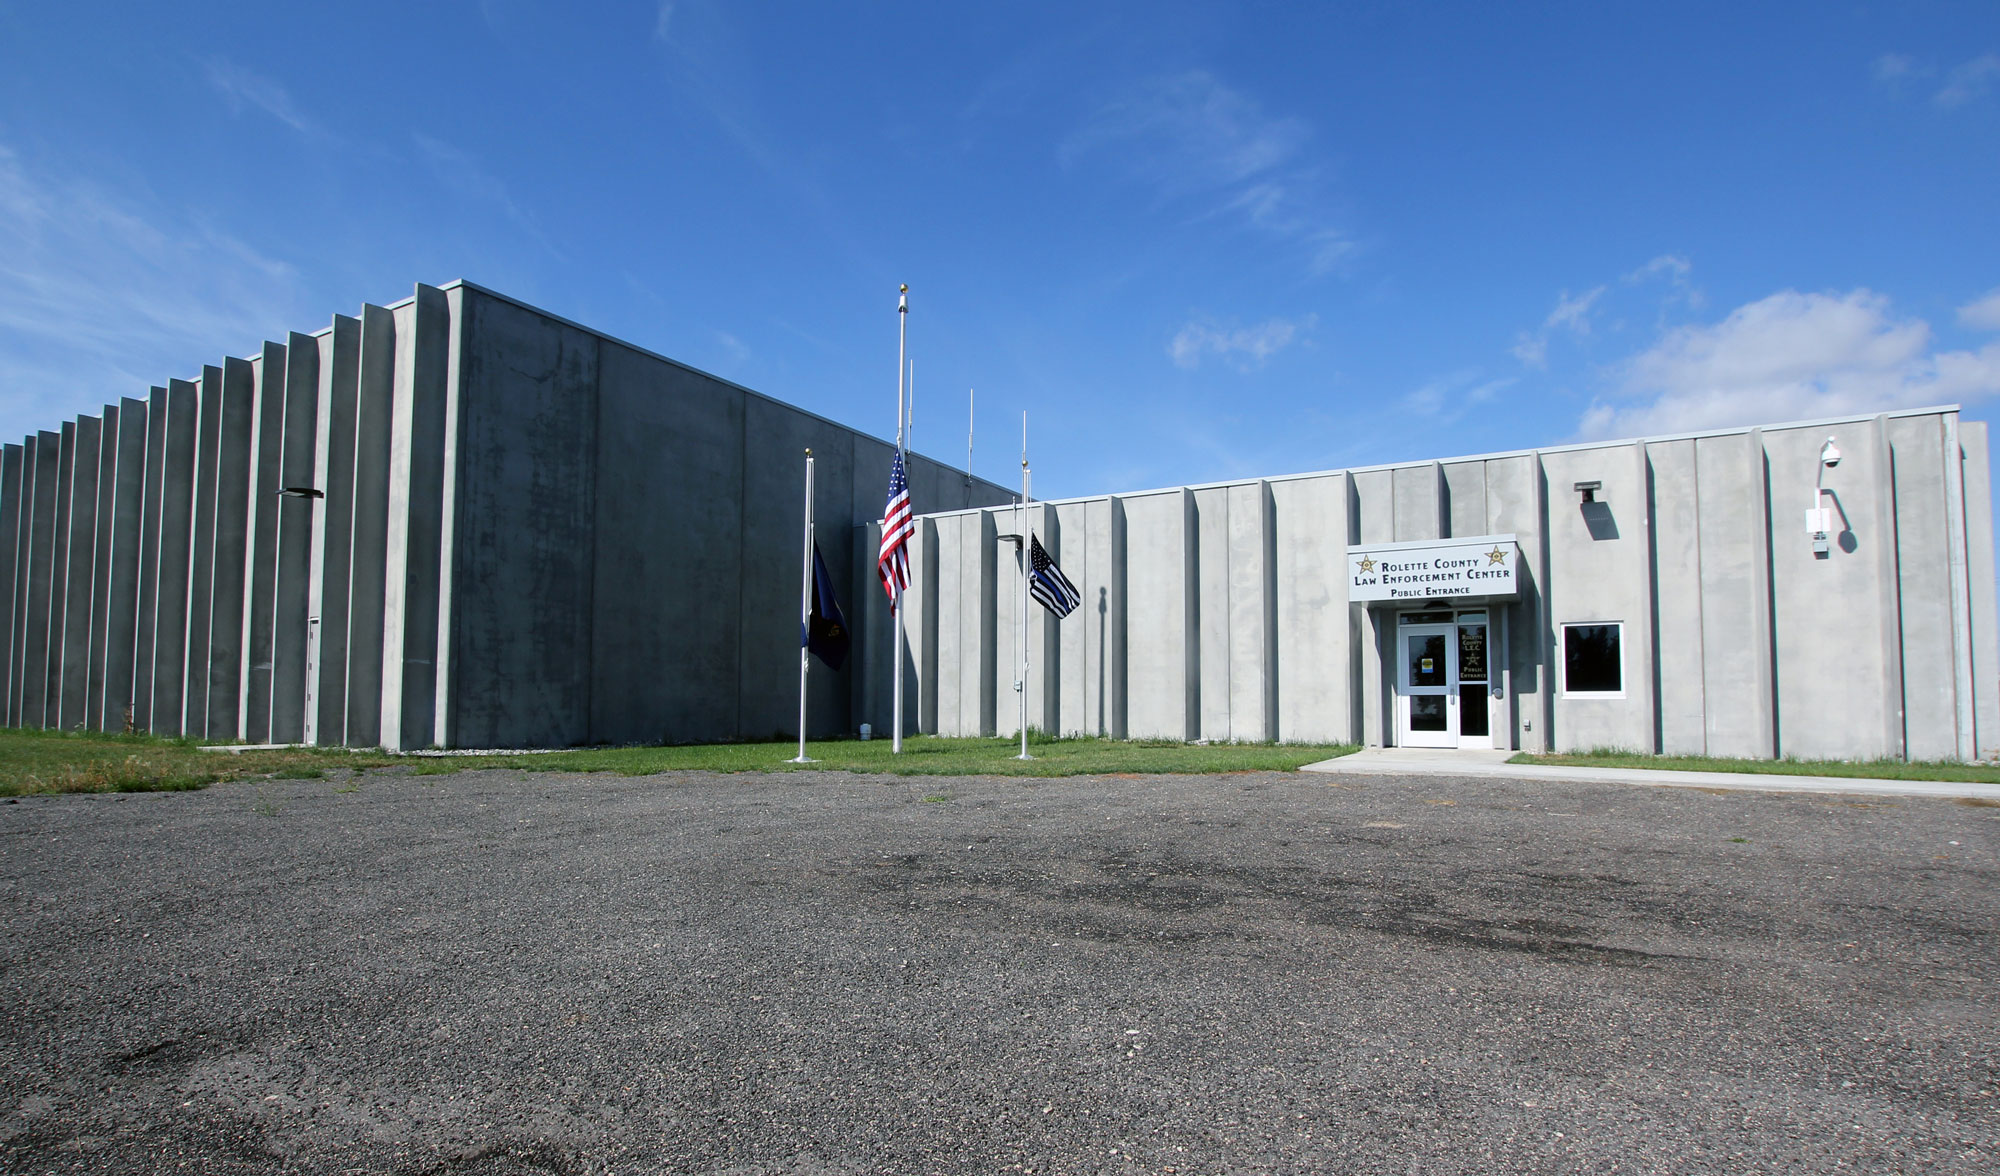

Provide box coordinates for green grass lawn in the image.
[1509,748,2000,784]
[0,727,1357,797]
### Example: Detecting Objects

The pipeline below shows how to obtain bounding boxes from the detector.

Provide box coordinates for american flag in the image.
[878,451,914,607]
[1028,533,1080,619]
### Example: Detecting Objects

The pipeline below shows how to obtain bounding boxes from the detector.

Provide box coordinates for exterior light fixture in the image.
[278,486,324,499]
[1807,436,1838,556]
[1573,480,1601,503]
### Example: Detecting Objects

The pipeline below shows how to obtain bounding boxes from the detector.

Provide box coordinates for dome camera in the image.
[1820,438,1841,468]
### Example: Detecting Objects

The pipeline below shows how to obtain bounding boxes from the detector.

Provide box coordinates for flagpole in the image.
[790,449,815,764]
[892,285,908,755]
[1017,412,1032,760]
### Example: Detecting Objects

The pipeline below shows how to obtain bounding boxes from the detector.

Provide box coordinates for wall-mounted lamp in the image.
[1807,436,1838,556]
[1573,480,1601,504]
[277,486,324,499]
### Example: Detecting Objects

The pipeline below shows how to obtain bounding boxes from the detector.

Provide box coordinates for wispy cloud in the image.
[653,1,676,43]
[1512,286,1605,368]
[1405,370,1517,423]
[202,58,317,136]
[412,132,561,258]
[1065,71,1352,275]
[1960,288,2000,331]
[1936,52,2000,108]
[0,143,309,441]
[1579,288,2000,438]
[1169,313,1316,371]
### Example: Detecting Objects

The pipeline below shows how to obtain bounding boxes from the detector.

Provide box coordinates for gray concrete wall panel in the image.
[1443,462,1486,540]
[1120,489,1197,740]
[307,318,360,746]
[58,415,101,729]
[1482,455,1545,751]
[149,384,197,735]
[1194,487,1230,741]
[344,306,396,747]
[1690,434,1775,758]
[1393,464,1443,542]
[18,435,59,727]
[1960,421,2000,758]
[267,333,321,743]
[240,343,287,741]
[181,368,223,735]
[1271,472,1349,743]
[97,400,148,733]
[1646,439,1707,754]
[84,408,119,730]
[1228,481,1277,741]
[1890,415,1954,760]
[378,287,451,751]
[1353,469,1392,546]
[1052,500,1092,736]
[1766,424,1899,760]
[0,444,20,723]
[131,394,165,733]
[45,423,75,727]
[1540,445,1652,752]
[202,359,254,740]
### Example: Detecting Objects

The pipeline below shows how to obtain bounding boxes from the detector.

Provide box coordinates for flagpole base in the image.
[1013,753,1035,761]
[786,756,818,764]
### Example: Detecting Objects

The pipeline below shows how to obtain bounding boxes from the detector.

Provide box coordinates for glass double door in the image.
[1395,613,1491,749]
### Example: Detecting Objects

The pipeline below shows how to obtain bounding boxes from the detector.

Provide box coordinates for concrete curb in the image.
[1298,754,2000,801]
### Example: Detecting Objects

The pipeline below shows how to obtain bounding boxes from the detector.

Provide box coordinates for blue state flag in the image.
[804,541,850,670]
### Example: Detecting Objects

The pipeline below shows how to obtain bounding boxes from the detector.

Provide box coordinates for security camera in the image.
[1820,439,1841,468]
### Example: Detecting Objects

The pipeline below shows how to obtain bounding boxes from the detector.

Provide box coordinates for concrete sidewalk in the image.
[1300,746,2000,801]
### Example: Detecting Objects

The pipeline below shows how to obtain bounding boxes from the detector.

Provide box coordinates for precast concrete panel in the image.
[97,400,147,733]
[1228,481,1276,741]
[1960,422,2000,757]
[131,395,165,732]
[945,510,999,737]
[17,435,59,727]
[912,518,939,735]
[1353,469,1392,546]
[58,414,102,730]
[1646,439,1707,754]
[1272,472,1350,743]
[443,296,601,747]
[1888,416,1958,760]
[307,319,359,745]
[379,286,450,751]
[344,306,396,747]
[268,332,321,744]
[149,383,197,735]
[1194,486,1231,741]
[1941,415,1978,761]
[1765,424,1900,759]
[1099,497,1126,738]
[1029,503,1059,735]
[1692,433,1776,758]
[1541,446,1652,752]
[1393,464,1444,542]
[84,407,119,730]
[0,444,19,722]
[1444,462,1487,540]
[45,422,74,727]
[432,291,468,748]
[181,368,223,735]
[1053,500,1091,735]
[203,359,254,739]
[1121,489,1197,740]
[991,503,1025,738]
[931,512,966,735]
[240,342,287,741]
[1484,455,1545,750]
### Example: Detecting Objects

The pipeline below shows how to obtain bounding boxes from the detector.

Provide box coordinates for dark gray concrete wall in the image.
[0,444,20,723]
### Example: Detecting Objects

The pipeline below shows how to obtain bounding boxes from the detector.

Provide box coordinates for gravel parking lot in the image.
[1,766,1995,1174]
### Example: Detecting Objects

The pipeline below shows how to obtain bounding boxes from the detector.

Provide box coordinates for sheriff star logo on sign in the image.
[1486,546,1508,565]
[1357,556,1376,574]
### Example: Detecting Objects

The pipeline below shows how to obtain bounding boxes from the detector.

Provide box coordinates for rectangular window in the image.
[1562,622,1623,696]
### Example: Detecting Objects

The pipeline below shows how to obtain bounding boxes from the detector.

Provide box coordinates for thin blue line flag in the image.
[803,541,850,670]
[1028,533,1081,619]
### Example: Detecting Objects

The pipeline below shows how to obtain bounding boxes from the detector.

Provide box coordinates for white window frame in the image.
[1559,621,1626,699]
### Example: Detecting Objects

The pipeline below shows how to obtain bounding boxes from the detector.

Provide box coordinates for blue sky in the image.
[1,2,1996,502]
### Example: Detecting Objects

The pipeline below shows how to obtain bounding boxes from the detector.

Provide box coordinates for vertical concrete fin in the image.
[181,366,224,736]
[85,406,119,730]
[430,290,468,749]
[1182,487,1200,741]
[240,342,287,741]
[149,384,197,735]
[345,305,396,747]
[309,315,361,746]
[45,422,75,728]
[977,508,998,737]
[19,434,58,727]
[131,394,166,732]
[204,359,254,739]
[1942,413,1977,761]
[1634,440,1659,753]
[917,517,941,734]
[1872,415,1909,760]
[1108,496,1127,739]
[1959,420,2000,758]
[0,443,20,725]
[98,399,149,734]
[1747,429,1779,758]
[267,332,321,743]
[379,284,451,750]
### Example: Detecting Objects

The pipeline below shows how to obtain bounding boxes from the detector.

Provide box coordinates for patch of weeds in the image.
[333,781,362,794]
[1955,797,2000,808]
[921,793,954,803]
[1730,837,1749,843]
[279,767,326,781]
[251,792,283,817]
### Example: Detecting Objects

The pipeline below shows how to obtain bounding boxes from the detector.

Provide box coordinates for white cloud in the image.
[1169,314,1315,371]
[1936,52,2000,108]
[1512,286,1605,368]
[412,133,560,257]
[654,1,676,43]
[0,143,310,442]
[1960,288,2000,331]
[1065,72,1351,275]
[1579,288,2000,439]
[202,58,316,135]
[1873,53,1917,83]
[1624,254,1691,284]
[1405,370,1517,423]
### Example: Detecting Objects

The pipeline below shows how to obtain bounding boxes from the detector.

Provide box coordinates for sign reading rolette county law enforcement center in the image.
[1347,534,1520,602]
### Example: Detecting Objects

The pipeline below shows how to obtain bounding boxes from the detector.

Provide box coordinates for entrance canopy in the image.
[1348,534,1520,603]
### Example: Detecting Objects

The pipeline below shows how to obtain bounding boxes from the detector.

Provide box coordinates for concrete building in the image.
[5,279,1994,760]
[1,282,1013,749]
[912,408,2000,761]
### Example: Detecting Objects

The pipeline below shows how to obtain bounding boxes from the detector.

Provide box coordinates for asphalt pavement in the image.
[1,766,1995,1174]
